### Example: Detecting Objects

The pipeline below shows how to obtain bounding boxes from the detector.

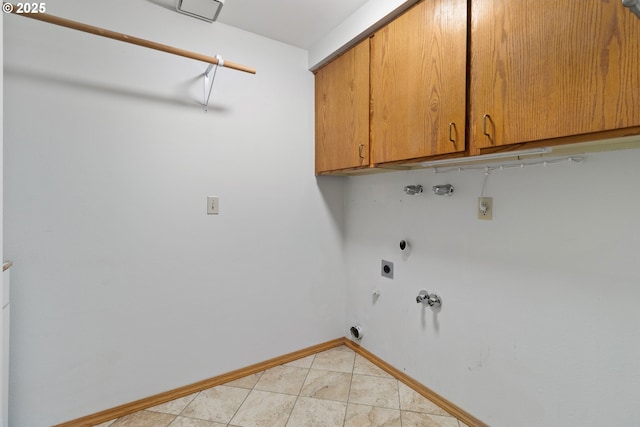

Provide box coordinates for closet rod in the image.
[7,5,257,75]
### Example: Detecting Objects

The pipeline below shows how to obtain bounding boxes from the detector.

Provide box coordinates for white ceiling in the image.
[216,0,369,49]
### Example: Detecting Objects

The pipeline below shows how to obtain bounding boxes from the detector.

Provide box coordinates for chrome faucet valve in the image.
[416,289,442,308]
[404,185,423,195]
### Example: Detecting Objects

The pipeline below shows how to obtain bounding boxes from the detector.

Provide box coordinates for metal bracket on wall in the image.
[203,54,224,112]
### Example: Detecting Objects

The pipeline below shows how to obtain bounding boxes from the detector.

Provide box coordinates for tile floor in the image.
[96,345,470,427]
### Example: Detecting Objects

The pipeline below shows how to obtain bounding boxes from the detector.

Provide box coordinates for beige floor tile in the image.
[398,383,451,416]
[110,410,176,427]
[95,345,476,427]
[401,411,460,427]
[229,389,297,427]
[180,385,250,423]
[148,392,199,415]
[348,375,399,409]
[352,355,393,379]
[312,348,356,373]
[344,403,401,427]
[168,416,226,427]
[224,371,264,389]
[300,369,352,402]
[254,365,309,395]
[285,354,316,368]
[286,396,347,426]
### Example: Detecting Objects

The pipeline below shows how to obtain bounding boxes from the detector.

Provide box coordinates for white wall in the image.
[0,0,4,317]
[3,1,347,425]
[0,12,4,427]
[344,150,640,427]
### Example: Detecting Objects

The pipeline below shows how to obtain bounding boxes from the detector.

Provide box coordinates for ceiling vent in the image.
[176,0,224,22]
[623,0,640,18]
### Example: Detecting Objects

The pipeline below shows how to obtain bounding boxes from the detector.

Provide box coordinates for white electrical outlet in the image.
[478,197,493,220]
[207,196,219,215]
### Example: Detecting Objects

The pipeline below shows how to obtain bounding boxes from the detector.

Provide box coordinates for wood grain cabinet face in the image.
[470,0,640,152]
[315,39,370,175]
[370,0,467,164]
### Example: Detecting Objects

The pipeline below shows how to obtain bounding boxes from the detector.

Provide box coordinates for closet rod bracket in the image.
[203,55,223,112]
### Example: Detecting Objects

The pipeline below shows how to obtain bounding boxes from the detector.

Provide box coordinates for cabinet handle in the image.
[483,114,493,144]
[358,144,365,159]
[448,122,456,144]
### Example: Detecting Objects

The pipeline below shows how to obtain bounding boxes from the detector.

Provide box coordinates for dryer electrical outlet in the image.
[381,260,394,279]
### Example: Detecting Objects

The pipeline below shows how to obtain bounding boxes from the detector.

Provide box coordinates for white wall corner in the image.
[308,0,417,70]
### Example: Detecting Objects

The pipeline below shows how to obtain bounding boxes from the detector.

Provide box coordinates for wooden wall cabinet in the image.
[315,0,640,175]
[370,0,467,164]
[315,39,370,175]
[470,0,640,153]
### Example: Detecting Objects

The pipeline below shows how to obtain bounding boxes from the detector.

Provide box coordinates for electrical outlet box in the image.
[207,196,219,215]
[478,197,492,220]
[381,260,394,279]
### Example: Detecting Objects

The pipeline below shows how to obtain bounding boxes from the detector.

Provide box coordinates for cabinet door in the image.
[371,0,467,164]
[470,0,640,151]
[315,39,370,174]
